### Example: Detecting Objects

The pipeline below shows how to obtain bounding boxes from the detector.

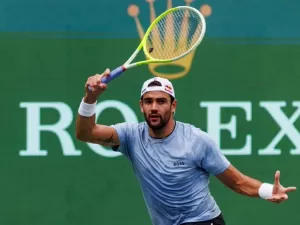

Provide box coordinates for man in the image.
[76,69,296,225]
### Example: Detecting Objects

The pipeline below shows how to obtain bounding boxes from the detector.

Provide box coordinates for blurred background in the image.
[0,0,299,224]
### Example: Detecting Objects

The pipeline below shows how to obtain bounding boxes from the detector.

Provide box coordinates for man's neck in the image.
[149,119,176,139]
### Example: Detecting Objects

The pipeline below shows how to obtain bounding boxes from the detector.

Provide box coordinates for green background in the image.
[1,0,300,224]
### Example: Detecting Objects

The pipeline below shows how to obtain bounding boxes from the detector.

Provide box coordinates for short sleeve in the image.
[110,122,135,158]
[195,130,231,176]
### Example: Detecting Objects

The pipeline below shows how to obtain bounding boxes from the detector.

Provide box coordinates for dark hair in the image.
[147,80,162,87]
[141,81,175,103]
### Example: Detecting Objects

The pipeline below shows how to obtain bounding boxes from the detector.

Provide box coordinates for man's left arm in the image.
[216,165,297,203]
[196,129,296,204]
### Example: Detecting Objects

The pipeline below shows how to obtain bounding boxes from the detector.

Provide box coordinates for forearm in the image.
[232,174,263,197]
[76,114,96,142]
[75,94,119,146]
[217,165,263,197]
[76,95,97,142]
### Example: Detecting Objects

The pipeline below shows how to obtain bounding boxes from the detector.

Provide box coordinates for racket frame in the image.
[97,6,206,85]
[124,6,206,69]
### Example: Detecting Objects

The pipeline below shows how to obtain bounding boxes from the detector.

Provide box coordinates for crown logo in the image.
[128,0,212,80]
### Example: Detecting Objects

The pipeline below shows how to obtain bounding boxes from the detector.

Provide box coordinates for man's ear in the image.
[140,99,144,113]
[171,99,177,115]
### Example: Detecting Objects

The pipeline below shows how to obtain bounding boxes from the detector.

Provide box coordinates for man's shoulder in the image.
[111,121,146,131]
[176,121,212,143]
[176,121,202,134]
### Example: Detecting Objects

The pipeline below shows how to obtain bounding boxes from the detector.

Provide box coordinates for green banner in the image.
[0,34,299,225]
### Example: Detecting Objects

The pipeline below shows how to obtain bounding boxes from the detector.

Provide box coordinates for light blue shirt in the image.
[111,121,230,225]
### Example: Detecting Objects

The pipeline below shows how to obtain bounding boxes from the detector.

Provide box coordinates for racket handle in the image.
[88,66,126,91]
[102,66,126,84]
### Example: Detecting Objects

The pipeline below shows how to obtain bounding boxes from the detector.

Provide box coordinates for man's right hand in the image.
[84,68,110,103]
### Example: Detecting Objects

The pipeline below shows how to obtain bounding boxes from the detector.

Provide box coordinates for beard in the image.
[144,112,172,131]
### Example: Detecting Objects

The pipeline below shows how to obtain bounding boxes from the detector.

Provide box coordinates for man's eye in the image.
[157,99,166,104]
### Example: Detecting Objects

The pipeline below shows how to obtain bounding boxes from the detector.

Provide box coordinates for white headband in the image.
[140,77,175,98]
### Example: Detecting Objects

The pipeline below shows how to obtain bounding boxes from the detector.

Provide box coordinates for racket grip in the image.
[101,66,126,84]
[87,66,126,91]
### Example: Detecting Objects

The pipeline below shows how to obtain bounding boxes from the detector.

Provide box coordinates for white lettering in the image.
[259,101,300,155]
[200,102,252,155]
[19,102,81,156]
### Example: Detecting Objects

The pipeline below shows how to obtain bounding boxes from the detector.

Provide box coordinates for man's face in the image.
[140,91,176,130]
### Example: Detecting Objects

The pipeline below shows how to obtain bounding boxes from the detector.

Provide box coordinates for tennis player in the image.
[76,69,296,225]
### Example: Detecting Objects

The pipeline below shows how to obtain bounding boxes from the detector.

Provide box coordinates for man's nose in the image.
[151,102,158,111]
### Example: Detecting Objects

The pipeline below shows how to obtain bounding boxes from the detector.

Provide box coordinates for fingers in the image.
[98,68,110,87]
[86,69,110,93]
[95,74,106,89]
[267,171,296,204]
[273,170,297,193]
[267,194,288,204]
[103,68,110,77]
[274,170,281,186]
[284,186,297,193]
[96,68,110,87]
[266,186,297,204]
[86,76,100,92]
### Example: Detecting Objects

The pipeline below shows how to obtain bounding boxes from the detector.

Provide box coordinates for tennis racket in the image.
[89,5,206,90]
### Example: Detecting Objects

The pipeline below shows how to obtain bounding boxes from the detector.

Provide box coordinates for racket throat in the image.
[121,65,127,71]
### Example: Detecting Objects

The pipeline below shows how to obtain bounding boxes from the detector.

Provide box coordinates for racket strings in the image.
[146,8,203,60]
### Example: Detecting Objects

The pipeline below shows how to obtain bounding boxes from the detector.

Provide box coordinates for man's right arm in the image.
[75,70,120,147]
[76,113,120,147]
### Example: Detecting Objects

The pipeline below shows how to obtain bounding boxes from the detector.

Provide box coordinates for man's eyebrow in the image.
[143,97,168,100]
